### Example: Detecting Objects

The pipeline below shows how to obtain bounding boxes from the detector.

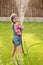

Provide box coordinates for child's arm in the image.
[14,23,21,35]
[14,22,24,35]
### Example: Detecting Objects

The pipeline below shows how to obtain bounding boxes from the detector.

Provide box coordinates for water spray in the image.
[15,0,30,24]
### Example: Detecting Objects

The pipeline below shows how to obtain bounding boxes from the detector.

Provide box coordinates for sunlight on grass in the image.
[22,33,42,45]
[0,22,43,65]
[22,33,43,54]
[0,41,3,48]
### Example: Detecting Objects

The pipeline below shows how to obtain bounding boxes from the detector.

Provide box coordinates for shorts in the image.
[12,35,22,46]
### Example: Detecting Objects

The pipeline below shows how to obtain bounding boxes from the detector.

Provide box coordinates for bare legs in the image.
[11,44,24,65]
[17,45,22,55]
[11,44,22,58]
[11,44,16,58]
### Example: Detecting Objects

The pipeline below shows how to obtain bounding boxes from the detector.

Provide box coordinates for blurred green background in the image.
[0,22,43,65]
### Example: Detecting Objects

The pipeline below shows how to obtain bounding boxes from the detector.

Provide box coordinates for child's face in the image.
[13,17,18,23]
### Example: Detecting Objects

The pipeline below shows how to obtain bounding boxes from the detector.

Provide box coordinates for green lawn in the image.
[0,22,43,65]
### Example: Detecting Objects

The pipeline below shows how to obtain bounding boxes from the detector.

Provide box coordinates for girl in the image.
[10,13,24,62]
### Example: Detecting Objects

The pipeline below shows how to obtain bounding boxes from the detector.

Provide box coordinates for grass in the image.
[0,21,43,65]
